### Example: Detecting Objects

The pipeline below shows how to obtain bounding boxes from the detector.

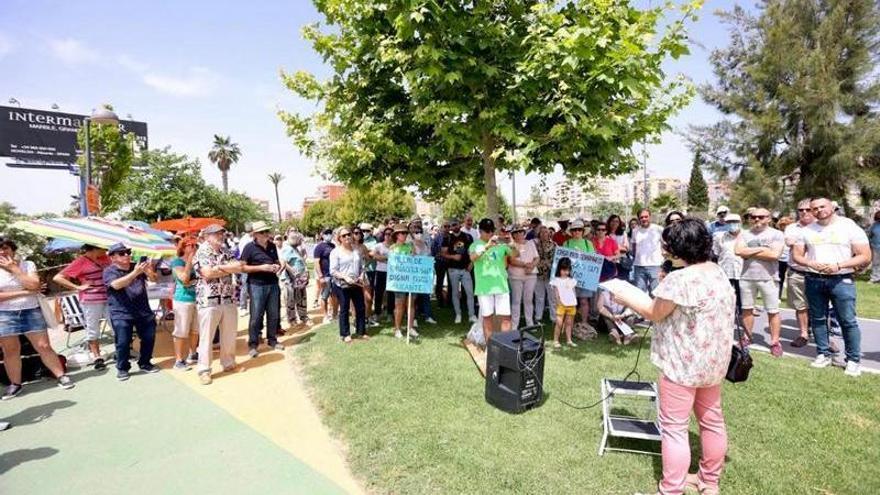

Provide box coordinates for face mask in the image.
[323,234,333,242]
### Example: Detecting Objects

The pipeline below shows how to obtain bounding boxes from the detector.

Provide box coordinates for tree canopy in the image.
[76,107,135,213]
[298,181,416,235]
[208,135,242,194]
[281,0,699,218]
[441,183,511,223]
[690,0,880,213]
[118,147,269,233]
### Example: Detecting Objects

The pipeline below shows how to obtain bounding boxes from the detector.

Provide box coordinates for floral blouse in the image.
[651,263,735,387]
[535,238,556,280]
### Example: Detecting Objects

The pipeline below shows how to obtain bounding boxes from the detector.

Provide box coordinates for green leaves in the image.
[282,0,698,214]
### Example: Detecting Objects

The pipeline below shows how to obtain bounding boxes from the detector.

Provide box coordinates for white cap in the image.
[725,213,741,222]
[716,205,729,214]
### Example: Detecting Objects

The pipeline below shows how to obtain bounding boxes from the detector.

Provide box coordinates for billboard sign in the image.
[0,106,147,164]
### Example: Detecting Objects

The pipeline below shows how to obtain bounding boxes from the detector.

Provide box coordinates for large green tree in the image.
[208,135,241,194]
[281,0,698,218]
[300,200,339,235]
[441,183,512,223]
[76,105,136,213]
[119,147,269,233]
[691,0,880,213]
[687,151,709,213]
[335,180,416,226]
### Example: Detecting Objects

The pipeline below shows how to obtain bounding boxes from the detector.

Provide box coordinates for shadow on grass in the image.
[0,447,59,475]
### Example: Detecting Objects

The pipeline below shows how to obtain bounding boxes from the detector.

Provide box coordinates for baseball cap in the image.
[725,214,741,222]
[478,218,495,233]
[107,242,131,255]
[716,205,729,214]
[569,219,585,230]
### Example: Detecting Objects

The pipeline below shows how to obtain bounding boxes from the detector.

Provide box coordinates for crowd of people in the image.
[1,196,877,495]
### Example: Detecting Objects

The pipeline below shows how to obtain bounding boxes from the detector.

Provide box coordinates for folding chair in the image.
[598,379,662,456]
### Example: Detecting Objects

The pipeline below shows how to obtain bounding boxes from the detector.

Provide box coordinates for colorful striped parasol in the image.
[12,217,177,258]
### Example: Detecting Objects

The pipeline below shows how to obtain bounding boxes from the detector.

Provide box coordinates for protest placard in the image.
[549,247,605,291]
[387,252,434,294]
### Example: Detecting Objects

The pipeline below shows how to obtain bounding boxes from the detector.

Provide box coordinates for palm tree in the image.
[208,135,241,193]
[268,172,285,222]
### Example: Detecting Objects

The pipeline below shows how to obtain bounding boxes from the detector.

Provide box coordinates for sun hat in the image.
[250,221,271,233]
[107,242,131,255]
[202,224,226,235]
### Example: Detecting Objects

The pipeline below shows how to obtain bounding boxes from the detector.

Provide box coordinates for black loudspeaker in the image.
[485,326,545,413]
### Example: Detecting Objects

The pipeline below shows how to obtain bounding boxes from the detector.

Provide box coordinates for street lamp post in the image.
[79,107,120,216]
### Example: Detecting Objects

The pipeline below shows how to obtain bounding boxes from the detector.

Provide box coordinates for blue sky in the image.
[0,0,742,215]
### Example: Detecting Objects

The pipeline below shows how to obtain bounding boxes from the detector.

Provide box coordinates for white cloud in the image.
[117,53,148,73]
[0,33,13,59]
[142,67,218,97]
[48,38,99,65]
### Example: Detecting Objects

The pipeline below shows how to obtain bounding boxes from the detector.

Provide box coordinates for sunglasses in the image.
[751,215,768,220]
[570,228,584,232]
[797,208,811,212]
[113,251,132,256]
[340,233,351,238]
[596,228,607,231]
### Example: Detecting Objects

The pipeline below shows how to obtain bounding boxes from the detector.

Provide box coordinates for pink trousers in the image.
[658,374,727,495]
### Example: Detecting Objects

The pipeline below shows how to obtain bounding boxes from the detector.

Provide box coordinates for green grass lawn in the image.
[856,280,880,319]
[293,307,880,495]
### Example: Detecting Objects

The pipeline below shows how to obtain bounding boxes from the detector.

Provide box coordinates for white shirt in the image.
[784,222,812,271]
[372,242,391,272]
[712,231,743,280]
[796,216,869,274]
[0,260,40,311]
[550,277,577,306]
[463,227,480,241]
[632,224,664,267]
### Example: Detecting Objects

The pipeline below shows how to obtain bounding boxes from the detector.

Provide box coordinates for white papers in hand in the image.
[599,279,653,309]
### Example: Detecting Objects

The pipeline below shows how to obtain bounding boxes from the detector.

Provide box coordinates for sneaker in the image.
[553,341,562,349]
[790,336,808,348]
[454,315,462,324]
[425,317,437,324]
[323,316,333,324]
[810,354,832,368]
[409,328,420,338]
[0,421,9,431]
[248,348,259,358]
[413,319,419,328]
[1,384,23,400]
[770,342,783,358]
[273,343,285,351]
[139,364,160,374]
[469,315,478,323]
[223,364,237,373]
[117,370,130,381]
[173,360,190,371]
[93,357,106,370]
[368,320,380,328]
[185,352,198,365]
[199,372,213,385]
[394,330,403,339]
[844,361,862,377]
[57,375,75,390]
[567,341,578,348]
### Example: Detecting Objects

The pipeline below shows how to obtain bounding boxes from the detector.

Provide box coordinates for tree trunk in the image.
[222,169,229,194]
[275,186,282,223]
[481,134,499,221]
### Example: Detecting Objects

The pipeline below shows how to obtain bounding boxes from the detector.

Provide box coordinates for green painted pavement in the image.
[0,367,347,495]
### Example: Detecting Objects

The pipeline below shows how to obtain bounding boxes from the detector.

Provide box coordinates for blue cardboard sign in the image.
[387,253,434,294]
[549,247,605,291]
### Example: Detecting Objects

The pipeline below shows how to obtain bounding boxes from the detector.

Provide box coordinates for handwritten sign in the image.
[549,247,605,291]
[387,253,434,294]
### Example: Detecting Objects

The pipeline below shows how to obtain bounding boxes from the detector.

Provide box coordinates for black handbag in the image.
[726,314,753,383]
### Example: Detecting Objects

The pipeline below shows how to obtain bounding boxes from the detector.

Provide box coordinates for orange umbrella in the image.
[152,217,226,234]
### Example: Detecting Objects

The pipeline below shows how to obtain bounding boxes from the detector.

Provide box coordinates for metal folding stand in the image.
[598,378,662,456]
